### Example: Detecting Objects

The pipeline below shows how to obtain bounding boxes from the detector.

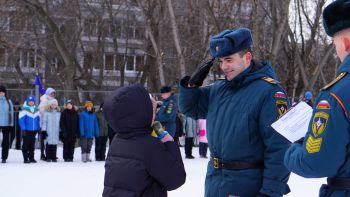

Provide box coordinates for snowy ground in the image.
[0,146,325,197]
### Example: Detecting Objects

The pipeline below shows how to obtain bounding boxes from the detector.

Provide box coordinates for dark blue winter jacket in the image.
[156,95,177,137]
[103,84,186,197]
[284,54,350,197]
[179,60,291,197]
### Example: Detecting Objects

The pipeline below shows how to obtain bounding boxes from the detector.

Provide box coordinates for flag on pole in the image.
[34,74,46,95]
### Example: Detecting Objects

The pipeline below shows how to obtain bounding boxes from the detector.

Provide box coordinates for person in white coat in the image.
[41,99,61,162]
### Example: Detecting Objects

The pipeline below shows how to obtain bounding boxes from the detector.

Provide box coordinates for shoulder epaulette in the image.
[216,77,225,81]
[321,72,347,91]
[261,77,280,84]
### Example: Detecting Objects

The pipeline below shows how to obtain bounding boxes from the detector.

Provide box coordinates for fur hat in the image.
[323,0,350,37]
[160,86,172,93]
[84,101,94,108]
[209,28,253,58]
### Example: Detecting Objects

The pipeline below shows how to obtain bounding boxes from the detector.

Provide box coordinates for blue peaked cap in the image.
[209,28,253,58]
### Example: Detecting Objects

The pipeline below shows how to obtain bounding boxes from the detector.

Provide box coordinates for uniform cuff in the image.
[260,178,290,197]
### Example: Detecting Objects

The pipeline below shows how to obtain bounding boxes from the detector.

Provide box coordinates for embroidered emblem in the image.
[306,134,322,153]
[316,100,331,110]
[276,100,288,116]
[312,111,329,137]
[166,103,173,114]
[275,92,286,99]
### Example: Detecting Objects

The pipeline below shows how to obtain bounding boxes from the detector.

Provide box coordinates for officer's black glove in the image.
[41,131,48,140]
[188,58,215,87]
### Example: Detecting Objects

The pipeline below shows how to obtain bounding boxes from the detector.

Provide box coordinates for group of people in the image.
[0,87,113,163]
[102,1,350,196]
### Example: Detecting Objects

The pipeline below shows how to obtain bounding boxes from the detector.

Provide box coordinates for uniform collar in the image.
[338,53,350,74]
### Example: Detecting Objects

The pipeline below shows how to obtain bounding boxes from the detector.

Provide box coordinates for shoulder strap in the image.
[261,77,280,85]
[321,72,347,91]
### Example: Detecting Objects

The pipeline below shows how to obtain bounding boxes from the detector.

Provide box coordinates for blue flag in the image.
[34,74,46,95]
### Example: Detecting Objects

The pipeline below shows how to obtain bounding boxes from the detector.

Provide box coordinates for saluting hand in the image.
[188,57,215,87]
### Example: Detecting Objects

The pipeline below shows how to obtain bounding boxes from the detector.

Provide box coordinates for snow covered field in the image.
[0,146,325,197]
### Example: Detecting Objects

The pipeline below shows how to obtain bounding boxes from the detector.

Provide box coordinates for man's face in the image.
[0,92,4,96]
[333,30,350,62]
[28,101,35,106]
[161,92,171,100]
[218,52,251,81]
[87,106,92,111]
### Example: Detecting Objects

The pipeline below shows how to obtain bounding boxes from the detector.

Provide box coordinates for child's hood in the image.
[103,84,153,136]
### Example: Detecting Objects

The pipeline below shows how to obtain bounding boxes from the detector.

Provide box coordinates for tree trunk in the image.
[166,0,186,76]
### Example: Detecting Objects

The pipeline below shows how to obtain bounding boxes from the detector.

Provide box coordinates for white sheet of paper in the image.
[271,101,313,142]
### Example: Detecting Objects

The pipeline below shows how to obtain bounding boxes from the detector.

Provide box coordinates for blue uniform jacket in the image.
[179,61,291,197]
[156,95,177,137]
[284,54,350,197]
[79,110,100,138]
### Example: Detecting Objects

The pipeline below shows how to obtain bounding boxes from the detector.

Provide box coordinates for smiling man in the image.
[179,28,291,197]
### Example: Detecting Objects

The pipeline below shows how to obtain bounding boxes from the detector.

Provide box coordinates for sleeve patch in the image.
[276,100,288,116]
[306,134,322,153]
[312,111,329,137]
[166,103,173,114]
[274,91,286,99]
[316,100,331,110]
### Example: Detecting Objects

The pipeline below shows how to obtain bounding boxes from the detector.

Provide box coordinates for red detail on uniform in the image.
[275,92,286,99]
[317,100,330,109]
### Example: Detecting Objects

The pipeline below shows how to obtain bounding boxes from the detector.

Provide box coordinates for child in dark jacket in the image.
[102,84,186,197]
[60,99,79,162]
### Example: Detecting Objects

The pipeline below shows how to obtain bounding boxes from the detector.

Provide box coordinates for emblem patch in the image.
[306,134,322,153]
[166,103,173,114]
[316,100,331,110]
[276,100,288,116]
[215,45,219,52]
[312,111,329,137]
[274,92,286,99]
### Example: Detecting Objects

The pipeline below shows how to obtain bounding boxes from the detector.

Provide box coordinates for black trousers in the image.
[40,132,46,158]
[15,128,22,150]
[22,131,38,161]
[199,142,208,157]
[185,137,194,157]
[1,127,12,160]
[63,138,76,161]
[95,136,108,160]
[46,144,57,160]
